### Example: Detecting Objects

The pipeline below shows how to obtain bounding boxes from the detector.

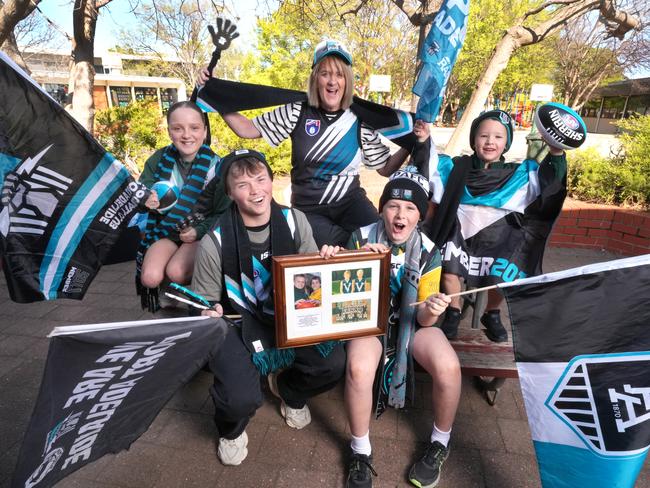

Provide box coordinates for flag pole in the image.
[408,284,499,307]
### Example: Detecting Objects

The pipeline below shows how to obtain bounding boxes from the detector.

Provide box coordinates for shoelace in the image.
[422,443,447,466]
[350,455,378,479]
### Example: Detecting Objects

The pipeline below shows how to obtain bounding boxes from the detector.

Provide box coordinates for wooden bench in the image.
[449,327,517,405]
[443,287,519,405]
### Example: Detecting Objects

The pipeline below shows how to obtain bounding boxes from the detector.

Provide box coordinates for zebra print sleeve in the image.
[252,102,302,147]
[360,123,390,169]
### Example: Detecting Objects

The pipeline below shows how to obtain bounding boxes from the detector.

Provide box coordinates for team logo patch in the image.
[305,119,321,136]
[0,144,71,238]
[561,113,580,130]
[499,111,511,125]
[546,353,650,456]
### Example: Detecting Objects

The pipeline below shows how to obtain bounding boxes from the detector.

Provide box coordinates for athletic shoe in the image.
[408,441,449,488]
[439,307,461,339]
[346,452,377,488]
[268,372,312,429]
[481,310,508,342]
[217,431,248,466]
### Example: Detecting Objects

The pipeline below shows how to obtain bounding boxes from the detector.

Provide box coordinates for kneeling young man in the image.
[191,149,345,466]
[345,168,460,488]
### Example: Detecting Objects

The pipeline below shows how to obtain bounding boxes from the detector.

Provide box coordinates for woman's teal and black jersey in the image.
[253,101,390,206]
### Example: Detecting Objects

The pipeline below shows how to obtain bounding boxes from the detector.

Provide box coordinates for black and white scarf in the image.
[220,201,335,374]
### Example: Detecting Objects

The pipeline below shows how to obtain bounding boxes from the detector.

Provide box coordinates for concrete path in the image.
[1,247,649,487]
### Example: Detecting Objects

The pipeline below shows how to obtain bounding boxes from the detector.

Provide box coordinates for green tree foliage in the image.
[449,0,556,108]
[568,115,650,209]
[95,100,169,174]
[209,111,293,175]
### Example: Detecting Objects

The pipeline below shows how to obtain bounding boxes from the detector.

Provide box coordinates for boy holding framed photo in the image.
[190,149,345,467]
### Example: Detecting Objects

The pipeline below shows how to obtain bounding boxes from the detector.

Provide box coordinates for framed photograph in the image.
[272,250,391,348]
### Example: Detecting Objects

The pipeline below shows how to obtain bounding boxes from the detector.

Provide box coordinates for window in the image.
[160,88,178,112]
[109,86,132,107]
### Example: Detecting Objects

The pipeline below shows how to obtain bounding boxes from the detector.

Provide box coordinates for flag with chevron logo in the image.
[501,254,650,487]
[0,51,148,302]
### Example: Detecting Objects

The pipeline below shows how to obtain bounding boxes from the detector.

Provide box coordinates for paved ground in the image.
[2,246,649,488]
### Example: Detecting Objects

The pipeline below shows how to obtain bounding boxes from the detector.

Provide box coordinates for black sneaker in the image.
[408,441,449,488]
[346,453,377,488]
[440,307,461,340]
[481,310,508,342]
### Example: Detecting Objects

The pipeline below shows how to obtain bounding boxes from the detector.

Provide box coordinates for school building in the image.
[580,77,650,134]
[24,49,187,112]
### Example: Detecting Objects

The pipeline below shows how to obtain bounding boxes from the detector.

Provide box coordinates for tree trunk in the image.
[0,0,37,46]
[444,0,638,155]
[2,30,29,73]
[69,0,99,132]
[445,30,520,154]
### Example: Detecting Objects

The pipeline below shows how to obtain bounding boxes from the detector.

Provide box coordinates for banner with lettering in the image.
[11,316,226,488]
[0,51,148,303]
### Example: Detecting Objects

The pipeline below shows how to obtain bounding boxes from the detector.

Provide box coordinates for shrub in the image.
[567,115,650,209]
[209,110,292,175]
[95,100,169,174]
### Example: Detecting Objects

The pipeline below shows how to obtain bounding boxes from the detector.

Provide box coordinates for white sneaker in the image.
[281,402,312,430]
[267,372,312,430]
[217,431,248,466]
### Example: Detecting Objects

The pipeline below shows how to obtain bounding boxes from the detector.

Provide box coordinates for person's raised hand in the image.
[413,119,431,143]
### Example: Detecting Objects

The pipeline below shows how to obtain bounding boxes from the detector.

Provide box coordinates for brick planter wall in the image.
[549,199,650,256]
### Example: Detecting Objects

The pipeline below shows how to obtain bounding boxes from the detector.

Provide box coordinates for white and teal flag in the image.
[501,254,650,487]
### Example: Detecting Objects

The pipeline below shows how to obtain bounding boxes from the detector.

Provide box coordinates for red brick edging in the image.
[549,199,650,256]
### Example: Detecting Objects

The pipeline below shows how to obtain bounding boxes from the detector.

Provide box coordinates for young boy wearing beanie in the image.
[343,167,460,488]
[414,112,566,342]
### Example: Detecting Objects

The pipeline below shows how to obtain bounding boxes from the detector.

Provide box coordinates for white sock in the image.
[430,423,451,447]
[350,431,372,456]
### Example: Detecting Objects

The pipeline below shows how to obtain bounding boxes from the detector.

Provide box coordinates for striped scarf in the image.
[220,202,336,375]
[136,143,215,312]
[367,219,422,411]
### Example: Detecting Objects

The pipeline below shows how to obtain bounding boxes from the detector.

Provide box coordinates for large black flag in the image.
[11,316,226,488]
[0,51,148,303]
[501,254,650,487]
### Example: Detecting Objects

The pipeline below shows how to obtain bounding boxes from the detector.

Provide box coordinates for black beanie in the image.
[469,110,514,153]
[379,167,430,220]
[220,148,273,182]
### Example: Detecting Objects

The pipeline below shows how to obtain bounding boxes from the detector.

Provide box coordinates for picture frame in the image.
[272,250,391,348]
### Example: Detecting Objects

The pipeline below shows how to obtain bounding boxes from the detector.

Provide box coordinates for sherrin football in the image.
[534,102,587,150]
[151,180,180,212]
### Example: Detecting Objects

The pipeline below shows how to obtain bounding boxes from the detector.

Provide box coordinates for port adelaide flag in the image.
[0,52,148,303]
[501,254,650,487]
[11,316,226,488]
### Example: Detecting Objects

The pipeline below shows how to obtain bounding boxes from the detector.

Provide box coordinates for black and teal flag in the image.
[501,254,650,487]
[11,316,227,488]
[0,51,148,303]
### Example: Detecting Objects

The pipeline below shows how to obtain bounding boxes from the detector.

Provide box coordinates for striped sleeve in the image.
[252,102,302,147]
[359,122,390,170]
